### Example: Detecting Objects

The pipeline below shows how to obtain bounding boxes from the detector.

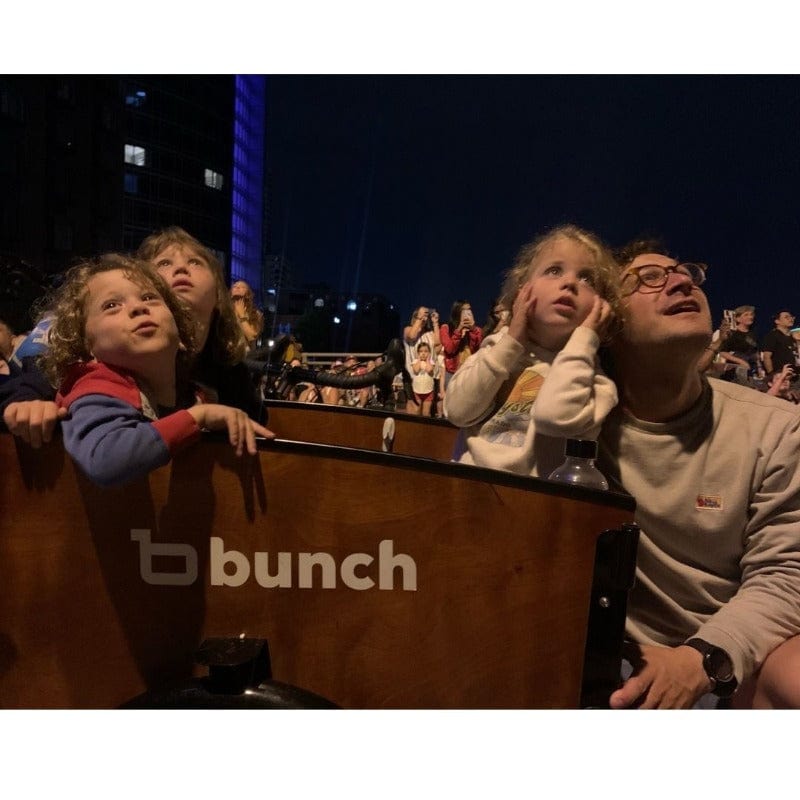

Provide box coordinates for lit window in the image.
[124,144,146,167]
[347,300,357,312]
[204,169,224,190]
[124,173,138,194]
[125,90,147,107]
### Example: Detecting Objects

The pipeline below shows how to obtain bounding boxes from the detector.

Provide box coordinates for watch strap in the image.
[684,638,738,698]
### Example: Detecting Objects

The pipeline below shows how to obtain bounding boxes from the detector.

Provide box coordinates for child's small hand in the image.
[509,283,537,345]
[188,404,275,456]
[581,295,614,338]
[3,400,68,448]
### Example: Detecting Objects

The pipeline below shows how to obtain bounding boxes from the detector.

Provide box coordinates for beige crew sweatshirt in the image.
[599,378,800,683]
[444,325,618,477]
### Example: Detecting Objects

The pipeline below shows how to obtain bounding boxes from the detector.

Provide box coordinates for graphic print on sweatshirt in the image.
[479,365,545,447]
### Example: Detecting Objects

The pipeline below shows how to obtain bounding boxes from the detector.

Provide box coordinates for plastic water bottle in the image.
[548,439,609,491]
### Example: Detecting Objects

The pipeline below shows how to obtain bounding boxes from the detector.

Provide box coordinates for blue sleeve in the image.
[0,358,57,430]
[61,395,171,488]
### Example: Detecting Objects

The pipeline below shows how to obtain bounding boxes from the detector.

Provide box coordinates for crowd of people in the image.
[3,220,800,711]
[263,298,507,415]
[699,305,800,402]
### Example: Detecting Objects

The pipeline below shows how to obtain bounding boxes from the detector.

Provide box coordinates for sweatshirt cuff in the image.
[567,325,601,352]
[152,410,201,455]
[486,331,526,372]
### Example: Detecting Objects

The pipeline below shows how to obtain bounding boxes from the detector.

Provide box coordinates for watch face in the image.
[707,647,735,683]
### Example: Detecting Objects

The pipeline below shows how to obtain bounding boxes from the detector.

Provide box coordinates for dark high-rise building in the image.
[1,76,125,275]
[120,76,235,262]
[1,75,267,328]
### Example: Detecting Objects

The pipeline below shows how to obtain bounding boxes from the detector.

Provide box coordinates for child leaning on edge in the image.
[40,254,273,487]
[444,224,619,478]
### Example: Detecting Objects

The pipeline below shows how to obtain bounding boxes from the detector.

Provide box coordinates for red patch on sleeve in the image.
[56,362,143,410]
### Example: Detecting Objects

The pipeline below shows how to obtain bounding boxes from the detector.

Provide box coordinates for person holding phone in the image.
[766,363,800,403]
[702,305,760,383]
[439,300,483,386]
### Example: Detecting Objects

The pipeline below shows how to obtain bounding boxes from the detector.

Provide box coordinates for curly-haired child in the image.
[444,224,619,478]
[41,254,273,487]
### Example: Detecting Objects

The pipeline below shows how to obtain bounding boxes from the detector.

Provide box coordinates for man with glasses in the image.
[598,239,800,709]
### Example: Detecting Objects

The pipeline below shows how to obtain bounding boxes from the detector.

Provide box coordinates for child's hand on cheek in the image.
[581,295,614,339]
[509,283,537,345]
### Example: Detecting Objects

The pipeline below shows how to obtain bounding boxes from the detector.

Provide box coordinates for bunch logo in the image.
[131,529,198,586]
[131,529,417,591]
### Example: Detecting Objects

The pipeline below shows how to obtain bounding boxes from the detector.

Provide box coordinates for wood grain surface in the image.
[263,400,459,460]
[0,433,634,709]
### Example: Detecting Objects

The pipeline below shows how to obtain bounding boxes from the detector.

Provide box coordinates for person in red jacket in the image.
[439,301,483,388]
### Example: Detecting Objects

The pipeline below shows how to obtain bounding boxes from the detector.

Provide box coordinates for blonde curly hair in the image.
[499,223,621,341]
[136,226,247,365]
[40,254,197,388]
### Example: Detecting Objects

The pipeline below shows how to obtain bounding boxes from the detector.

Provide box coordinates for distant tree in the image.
[294,307,334,352]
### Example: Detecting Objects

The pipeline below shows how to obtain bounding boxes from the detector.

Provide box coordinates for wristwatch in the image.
[684,638,738,698]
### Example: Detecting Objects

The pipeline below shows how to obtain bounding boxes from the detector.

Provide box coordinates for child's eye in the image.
[156,259,170,269]
[142,292,160,302]
[578,271,597,287]
[101,300,119,311]
[543,265,562,276]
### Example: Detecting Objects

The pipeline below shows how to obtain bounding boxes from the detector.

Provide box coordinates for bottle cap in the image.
[565,439,598,459]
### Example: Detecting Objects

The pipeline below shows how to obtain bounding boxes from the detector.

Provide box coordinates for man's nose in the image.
[666,270,694,295]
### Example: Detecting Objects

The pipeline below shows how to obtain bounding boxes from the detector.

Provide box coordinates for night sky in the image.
[266,75,800,338]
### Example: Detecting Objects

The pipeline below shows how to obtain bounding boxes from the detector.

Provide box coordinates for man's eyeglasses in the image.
[621,262,707,293]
